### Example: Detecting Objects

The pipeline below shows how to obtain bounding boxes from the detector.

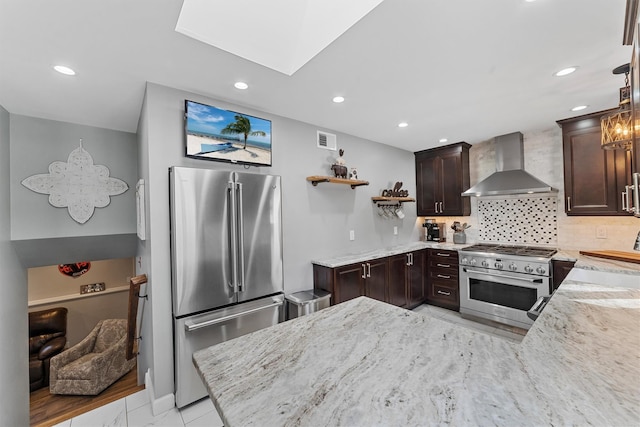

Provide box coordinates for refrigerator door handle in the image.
[236,182,245,292]
[184,300,284,332]
[228,180,239,293]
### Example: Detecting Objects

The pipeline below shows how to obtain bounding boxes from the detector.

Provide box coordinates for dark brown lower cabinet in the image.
[364,259,388,302]
[388,254,409,308]
[407,250,427,308]
[313,249,427,308]
[551,259,576,292]
[313,259,388,305]
[387,249,427,309]
[332,263,365,303]
[426,249,459,311]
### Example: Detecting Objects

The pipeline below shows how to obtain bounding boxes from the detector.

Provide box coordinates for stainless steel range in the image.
[458,243,557,330]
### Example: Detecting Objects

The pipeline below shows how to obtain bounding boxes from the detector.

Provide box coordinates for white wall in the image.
[138,82,421,402]
[0,105,29,424]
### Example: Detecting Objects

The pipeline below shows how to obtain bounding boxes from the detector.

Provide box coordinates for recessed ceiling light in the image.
[571,105,588,111]
[398,122,408,128]
[554,67,577,77]
[54,65,76,76]
[332,96,345,103]
[234,81,249,90]
[439,138,448,143]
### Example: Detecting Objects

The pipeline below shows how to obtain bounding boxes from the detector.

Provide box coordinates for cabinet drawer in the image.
[428,283,458,306]
[429,249,458,263]
[428,267,457,283]
[429,258,456,268]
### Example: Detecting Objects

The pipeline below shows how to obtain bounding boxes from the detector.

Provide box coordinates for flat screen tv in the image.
[184,100,272,166]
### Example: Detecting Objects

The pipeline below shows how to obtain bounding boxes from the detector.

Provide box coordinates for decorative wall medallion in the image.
[58,262,91,278]
[21,140,128,224]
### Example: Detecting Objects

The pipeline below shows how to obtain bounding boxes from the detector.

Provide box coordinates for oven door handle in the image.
[463,268,544,284]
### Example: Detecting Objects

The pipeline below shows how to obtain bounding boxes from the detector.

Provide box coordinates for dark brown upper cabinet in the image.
[558,110,632,216]
[415,142,471,216]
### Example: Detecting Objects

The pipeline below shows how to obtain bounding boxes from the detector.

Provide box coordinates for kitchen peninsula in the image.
[193,266,639,426]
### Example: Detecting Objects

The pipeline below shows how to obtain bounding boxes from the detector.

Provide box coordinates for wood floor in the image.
[29,367,144,427]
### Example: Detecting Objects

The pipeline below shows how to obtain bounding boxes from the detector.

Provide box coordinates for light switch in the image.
[393,226,398,235]
[349,230,355,241]
[596,225,607,239]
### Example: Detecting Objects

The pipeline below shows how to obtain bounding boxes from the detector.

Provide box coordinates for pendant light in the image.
[601,63,632,150]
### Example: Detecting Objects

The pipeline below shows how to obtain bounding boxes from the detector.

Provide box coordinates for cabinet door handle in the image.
[567,196,571,212]
[437,274,451,279]
[362,263,366,279]
[439,201,443,213]
[367,263,371,278]
[410,253,414,266]
[434,202,439,213]
[436,252,450,257]
[437,290,451,296]
[436,263,450,268]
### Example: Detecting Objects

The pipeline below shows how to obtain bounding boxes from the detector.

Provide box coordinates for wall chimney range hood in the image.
[462,132,558,197]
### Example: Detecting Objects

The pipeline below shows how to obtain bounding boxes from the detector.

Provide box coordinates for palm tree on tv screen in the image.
[220,115,266,149]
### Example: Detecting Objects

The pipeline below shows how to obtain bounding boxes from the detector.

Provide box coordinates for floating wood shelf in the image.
[371,196,415,204]
[306,176,369,189]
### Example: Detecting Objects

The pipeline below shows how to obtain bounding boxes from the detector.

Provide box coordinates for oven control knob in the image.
[461,257,468,265]
[481,260,489,267]
[494,262,503,269]
[524,265,534,273]
[536,266,546,275]
[469,258,477,266]
[509,263,518,271]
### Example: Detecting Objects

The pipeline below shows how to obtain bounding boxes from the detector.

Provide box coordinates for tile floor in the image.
[51,389,223,427]
[54,304,525,426]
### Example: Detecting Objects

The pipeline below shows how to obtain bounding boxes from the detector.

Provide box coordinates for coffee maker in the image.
[423,219,446,242]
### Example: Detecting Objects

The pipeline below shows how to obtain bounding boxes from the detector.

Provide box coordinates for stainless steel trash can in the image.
[285,290,331,320]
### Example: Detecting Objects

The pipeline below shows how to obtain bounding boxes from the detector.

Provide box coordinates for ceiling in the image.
[0,0,632,152]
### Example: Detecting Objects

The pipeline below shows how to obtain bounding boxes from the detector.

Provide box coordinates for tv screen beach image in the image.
[185,100,272,166]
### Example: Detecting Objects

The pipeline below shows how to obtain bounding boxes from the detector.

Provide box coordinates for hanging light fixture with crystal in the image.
[601,63,633,150]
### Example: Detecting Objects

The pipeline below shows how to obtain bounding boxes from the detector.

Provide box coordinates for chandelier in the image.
[601,63,632,150]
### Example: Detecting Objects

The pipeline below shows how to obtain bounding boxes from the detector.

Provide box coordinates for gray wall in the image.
[10,115,138,240]
[138,82,421,402]
[0,105,29,424]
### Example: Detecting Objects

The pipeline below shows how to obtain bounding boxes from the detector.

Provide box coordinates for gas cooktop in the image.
[461,244,557,259]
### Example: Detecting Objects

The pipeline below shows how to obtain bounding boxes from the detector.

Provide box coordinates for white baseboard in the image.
[144,369,176,416]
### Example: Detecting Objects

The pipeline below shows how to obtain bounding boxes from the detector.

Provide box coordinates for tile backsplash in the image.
[478,196,558,245]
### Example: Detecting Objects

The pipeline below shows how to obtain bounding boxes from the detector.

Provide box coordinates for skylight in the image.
[175,0,386,76]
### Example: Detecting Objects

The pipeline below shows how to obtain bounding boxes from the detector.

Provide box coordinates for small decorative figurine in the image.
[349,167,358,180]
[331,149,348,178]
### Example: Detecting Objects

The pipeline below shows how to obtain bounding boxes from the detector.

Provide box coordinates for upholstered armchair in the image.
[49,319,135,395]
[29,307,68,392]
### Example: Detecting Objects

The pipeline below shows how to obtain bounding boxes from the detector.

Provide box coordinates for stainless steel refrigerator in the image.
[169,166,285,408]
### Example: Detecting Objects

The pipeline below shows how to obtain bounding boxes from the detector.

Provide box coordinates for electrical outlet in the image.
[393,226,398,235]
[596,225,607,239]
[80,282,105,294]
[349,230,355,241]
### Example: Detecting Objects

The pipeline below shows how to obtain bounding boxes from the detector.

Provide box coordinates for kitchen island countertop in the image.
[193,274,639,426]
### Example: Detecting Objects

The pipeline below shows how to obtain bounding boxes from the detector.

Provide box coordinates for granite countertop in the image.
[311,241,468,268]
[193,274,640,426]
[554,249,640,274]
[312,241,640,274]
